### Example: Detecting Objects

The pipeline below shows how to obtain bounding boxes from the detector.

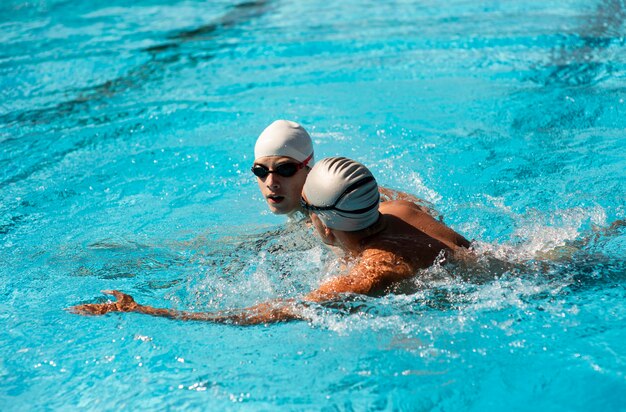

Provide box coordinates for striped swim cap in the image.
[302,157,380,231]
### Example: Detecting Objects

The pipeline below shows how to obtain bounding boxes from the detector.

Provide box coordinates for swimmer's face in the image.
[253,156,309,215]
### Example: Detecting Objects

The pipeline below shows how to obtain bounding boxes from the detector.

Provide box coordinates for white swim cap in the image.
[254,120,314,164]
[302,157,380,232]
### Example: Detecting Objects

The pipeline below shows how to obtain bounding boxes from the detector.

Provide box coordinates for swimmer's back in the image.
[379,200,471,251]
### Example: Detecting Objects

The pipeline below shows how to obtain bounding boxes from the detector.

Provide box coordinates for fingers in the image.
[69,303,108,315]
[68,305,86,315]
[103,290,133,302]
[70,291,137,316]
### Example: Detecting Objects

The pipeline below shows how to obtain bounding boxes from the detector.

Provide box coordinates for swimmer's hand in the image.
[70,290,139,315]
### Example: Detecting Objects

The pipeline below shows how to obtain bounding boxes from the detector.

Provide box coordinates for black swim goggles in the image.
[300,176,379,214]
[251,154,313,178]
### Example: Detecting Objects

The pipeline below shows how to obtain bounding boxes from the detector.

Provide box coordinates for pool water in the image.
[1,0,626,410]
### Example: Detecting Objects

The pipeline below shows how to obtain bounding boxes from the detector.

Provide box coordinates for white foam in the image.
[468,204,608,263]
[408,171,442,204]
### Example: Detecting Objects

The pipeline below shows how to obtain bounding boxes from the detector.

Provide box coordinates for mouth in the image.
[267,195,285,204]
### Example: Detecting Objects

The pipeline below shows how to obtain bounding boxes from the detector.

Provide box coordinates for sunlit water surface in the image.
[1,0,626,410]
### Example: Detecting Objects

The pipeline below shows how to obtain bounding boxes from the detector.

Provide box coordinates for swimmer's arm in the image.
[304,250,414,302]
[69,290,307,325]
[70,253,413,324]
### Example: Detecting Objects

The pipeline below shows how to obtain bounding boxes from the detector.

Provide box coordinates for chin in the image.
[268,203,290,215]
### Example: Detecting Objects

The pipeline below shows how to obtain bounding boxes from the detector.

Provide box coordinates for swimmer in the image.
[252,119,314,217]
[71,157,470,324]
[252,119,440,220]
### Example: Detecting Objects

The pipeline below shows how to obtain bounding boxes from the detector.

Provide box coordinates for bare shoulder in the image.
[358,248,414,279]
[378,189,443,220]
[379,200,471,250]
[380,199,428,211]
[379,200,435,221]
[304,248,416,301]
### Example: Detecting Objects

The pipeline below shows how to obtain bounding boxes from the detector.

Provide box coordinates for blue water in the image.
[2,0,626,410]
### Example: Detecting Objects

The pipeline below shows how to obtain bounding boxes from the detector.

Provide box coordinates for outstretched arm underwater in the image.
[70,290,308,325]
[70,250,416,325]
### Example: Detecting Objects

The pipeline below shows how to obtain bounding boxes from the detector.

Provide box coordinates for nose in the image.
[266,172,281,189]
